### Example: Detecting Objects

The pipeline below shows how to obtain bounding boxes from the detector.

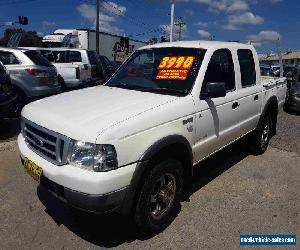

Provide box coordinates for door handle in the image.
[254,95,259,101]
[232,102,240,109]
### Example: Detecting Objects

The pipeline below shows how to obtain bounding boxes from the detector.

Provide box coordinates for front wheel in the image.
[134,159,183,235]
[249,113,273,155]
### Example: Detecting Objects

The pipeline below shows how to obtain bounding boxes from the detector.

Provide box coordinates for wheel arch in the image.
[57,74,67,90]
[120,135,193,214]
[260,96,279,136]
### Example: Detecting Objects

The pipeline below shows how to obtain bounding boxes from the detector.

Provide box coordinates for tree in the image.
[0,28,42,47]
[147,37,158,45]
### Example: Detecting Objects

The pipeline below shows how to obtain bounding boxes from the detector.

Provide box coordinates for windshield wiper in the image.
[135,87,188,96]
[107,83,187,96]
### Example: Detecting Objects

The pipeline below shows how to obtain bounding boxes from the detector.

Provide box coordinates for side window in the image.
[100,56,112,70]
[203,49,235,92]
[238,49,256,87]
[40,50,55,62]
[0,51,19,65]
[56,51,68,63]
[68,51,82,63]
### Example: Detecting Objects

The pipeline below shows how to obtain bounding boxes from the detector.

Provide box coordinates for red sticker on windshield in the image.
[156,56,195,80]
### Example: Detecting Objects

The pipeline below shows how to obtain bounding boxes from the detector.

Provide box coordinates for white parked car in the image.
[22,47,115,90]
[0,47,60,111]
[18,41,287,234]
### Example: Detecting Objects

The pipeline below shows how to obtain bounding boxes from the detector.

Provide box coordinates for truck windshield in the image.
[106,47,206,96]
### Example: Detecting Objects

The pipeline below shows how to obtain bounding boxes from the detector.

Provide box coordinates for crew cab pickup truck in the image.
[18,41,287,234]
[22,48,115,90]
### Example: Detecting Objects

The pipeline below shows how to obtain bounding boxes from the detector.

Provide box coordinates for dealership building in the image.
[259,51,300,66]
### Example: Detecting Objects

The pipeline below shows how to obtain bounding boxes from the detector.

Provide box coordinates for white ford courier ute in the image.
[18,41,286,234]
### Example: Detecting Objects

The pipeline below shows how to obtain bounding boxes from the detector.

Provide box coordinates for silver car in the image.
[0,47,61,106]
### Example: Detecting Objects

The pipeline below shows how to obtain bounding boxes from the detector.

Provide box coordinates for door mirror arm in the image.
[200,92,209,100]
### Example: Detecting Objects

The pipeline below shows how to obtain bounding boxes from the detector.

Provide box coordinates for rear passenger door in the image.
[193,49,242,163]
[236,49,262,135]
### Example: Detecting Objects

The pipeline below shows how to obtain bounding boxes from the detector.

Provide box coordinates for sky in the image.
[0,0,299,53]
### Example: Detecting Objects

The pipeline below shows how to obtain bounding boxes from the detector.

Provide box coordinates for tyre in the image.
[134,158,183,235]
[249,113,273,155]
[58,75,67,92]
[10,89,26,118]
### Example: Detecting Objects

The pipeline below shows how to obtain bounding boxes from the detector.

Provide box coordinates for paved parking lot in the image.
[0,110,299,250]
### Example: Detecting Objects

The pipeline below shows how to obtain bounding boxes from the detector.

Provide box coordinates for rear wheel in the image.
[134,159,183,235]
[249,113,273,155]
[58,75,67,92]
[10,89,26,118]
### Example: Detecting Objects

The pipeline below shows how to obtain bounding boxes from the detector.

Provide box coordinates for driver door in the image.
[193,49,242,163]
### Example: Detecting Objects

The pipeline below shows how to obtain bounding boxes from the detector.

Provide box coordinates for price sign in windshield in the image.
[157,56,195,80]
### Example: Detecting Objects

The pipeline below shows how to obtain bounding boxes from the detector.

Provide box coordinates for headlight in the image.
[67,140,118,172]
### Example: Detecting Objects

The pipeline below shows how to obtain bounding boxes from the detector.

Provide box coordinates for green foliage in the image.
[147,37,158,45]
[0,28,42,47]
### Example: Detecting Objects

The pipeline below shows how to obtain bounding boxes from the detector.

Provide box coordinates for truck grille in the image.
[21,118,71,165]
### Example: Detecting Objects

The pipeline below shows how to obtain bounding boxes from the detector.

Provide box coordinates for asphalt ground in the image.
[0,110,299,249]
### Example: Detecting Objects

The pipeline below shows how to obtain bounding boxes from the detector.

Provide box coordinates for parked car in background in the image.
[0,61,18,118]
[109,60,121,71]
[271,64,280,77]
[0,47,60,111]
[285,74,300,112]
[284,65,297,82]
[260,64,274,77]
[22,48,116,90]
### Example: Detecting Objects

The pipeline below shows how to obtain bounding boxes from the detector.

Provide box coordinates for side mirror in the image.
[200,82,226,100]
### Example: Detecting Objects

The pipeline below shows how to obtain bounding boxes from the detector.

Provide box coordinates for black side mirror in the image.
[200,82,226,100]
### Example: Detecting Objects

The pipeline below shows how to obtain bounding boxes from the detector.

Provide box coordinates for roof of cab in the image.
[138,40,255,51]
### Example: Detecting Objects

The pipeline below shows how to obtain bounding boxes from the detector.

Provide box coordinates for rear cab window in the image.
[24,50,52,67]
[237,49,256,87]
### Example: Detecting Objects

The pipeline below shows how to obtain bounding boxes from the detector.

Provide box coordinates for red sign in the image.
[156,56,195,80]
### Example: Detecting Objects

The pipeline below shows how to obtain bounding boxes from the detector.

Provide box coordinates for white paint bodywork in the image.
[18,41,287,195]
[22,47,93,88]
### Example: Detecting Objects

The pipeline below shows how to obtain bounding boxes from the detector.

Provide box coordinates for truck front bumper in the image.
[18,134,137,214]
[28,164,129,214]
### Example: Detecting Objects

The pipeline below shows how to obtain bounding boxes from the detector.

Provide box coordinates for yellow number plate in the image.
[23,158,43,183]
